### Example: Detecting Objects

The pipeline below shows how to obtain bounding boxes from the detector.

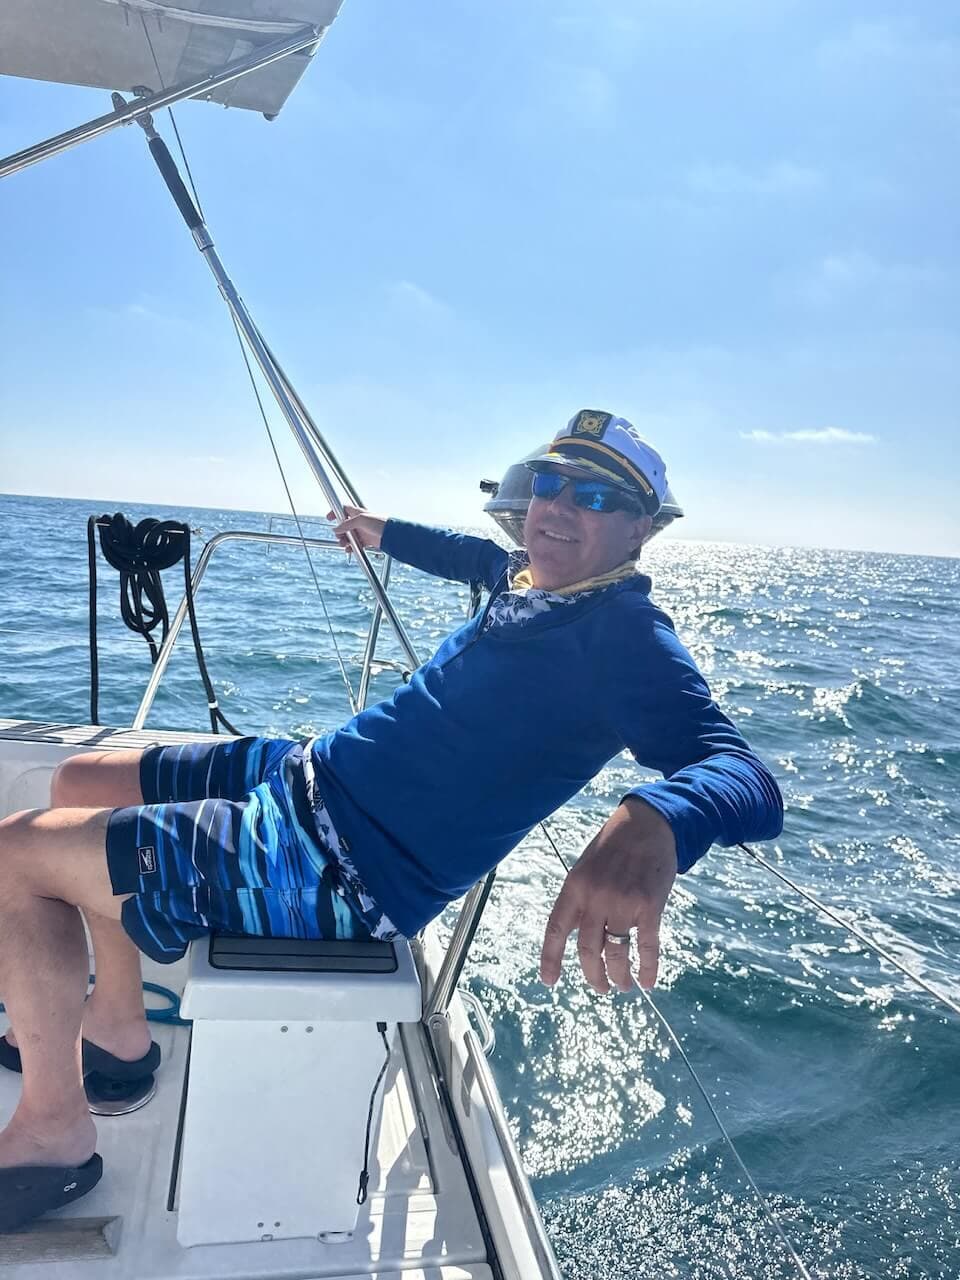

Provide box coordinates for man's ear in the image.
[631,513,653,551]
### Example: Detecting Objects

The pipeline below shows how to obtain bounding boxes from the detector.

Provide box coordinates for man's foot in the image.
[0,1108,97,1172]
[0,1034,160,1080]
[0,1155,103,1232]
[78,1006,153,1065]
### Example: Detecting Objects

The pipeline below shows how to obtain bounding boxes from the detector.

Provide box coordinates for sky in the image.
[1,1,958,555]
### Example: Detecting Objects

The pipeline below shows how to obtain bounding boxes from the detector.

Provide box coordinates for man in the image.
[0,410,782,1228]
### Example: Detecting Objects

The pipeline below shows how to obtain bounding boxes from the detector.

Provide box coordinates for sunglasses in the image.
[530,470,644,515]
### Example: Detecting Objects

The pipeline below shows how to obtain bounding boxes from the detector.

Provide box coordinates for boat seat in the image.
[175,933,422,1248]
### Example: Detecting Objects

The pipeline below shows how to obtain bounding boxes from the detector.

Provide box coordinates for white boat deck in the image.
[0,954,492,1280]
[0,720,495,1280]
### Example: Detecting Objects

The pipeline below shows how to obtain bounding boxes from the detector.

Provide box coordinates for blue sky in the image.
[1,1,957,555]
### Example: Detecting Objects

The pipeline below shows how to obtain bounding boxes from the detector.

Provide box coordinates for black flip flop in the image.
[0,1035,23,1075]
[0,1154,103,1232]
[82,1040,161,1080]
[0,1035,160,1080]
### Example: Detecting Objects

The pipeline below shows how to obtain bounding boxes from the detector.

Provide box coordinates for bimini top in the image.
[0,0,345,117]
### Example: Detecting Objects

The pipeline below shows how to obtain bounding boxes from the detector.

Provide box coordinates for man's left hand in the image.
[539,798,677,994]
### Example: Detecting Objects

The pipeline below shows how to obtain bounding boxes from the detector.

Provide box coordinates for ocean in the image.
[1,491,958,1279]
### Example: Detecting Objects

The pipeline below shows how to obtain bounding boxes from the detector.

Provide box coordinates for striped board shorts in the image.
[105,736,396,964]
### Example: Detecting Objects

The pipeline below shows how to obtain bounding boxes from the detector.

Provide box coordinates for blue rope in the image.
[0,978,190,1027]
[143,981,191,1026]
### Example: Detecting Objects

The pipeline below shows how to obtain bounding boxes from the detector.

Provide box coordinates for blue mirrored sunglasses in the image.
[530,470,644,515]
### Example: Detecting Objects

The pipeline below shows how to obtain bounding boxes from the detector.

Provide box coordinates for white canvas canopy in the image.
[0,0,344,116]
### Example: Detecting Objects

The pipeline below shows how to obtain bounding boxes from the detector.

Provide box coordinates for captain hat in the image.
[526,410,668,515]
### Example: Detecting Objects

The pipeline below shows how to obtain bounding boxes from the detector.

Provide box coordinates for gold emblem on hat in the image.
[572,410,610,438]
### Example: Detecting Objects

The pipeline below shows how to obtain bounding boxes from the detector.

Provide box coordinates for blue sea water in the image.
[1,491,958,1279]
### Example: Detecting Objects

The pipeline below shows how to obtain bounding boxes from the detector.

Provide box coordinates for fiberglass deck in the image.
[0,720,494,1280]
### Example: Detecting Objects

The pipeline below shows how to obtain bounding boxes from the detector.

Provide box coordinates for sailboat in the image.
[3,6,956,1278]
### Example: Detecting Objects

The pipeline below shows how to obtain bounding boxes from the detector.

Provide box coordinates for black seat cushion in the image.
[208,934,399,974]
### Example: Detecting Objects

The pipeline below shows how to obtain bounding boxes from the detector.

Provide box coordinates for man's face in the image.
[522,471,651,590]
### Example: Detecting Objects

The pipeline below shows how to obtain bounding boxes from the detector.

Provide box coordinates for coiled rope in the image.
[88,513,240,735]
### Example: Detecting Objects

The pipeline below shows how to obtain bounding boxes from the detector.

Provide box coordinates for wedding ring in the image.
[604,929,632,946]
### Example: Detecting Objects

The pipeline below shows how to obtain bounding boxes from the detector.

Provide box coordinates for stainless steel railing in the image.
[131,529,389,730]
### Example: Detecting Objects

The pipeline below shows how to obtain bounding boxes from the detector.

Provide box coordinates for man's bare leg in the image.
[52,752,151,1059]
[5,751,151,1061]
[0,806,127,1168]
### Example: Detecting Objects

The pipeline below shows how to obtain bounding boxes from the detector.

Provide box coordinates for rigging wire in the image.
[139,12,205,220]
[226,311,358,714]
[637,988,814,1280]
[136,15,359,714]
[541,824,815,1280]
[736,842,960,1019]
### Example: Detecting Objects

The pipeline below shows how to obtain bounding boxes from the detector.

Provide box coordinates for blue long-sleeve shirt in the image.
[310,520,783,936]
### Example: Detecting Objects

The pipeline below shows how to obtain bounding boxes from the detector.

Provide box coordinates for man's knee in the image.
[0,807,117,911]
[0,810,42,880]
[50,756,92,808]
[50,750,144,810]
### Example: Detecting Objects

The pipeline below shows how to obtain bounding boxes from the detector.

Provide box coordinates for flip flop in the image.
[0,1154,103,1232]
[82,1040,160,1081]
[0,1035,160,1080]
[0,1035,23,1074]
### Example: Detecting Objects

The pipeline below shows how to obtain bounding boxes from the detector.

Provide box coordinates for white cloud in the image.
[685,161,822,197]
[387,279,452,317]
[817,21,959,76]
[564,65,617,126]
[519,62,618,133]
[796,250,942,307]
[741,428,876,446]
[81,296,213,341]
[84,299,167,323]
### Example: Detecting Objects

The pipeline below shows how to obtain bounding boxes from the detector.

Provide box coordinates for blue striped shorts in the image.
[105,737,395,964]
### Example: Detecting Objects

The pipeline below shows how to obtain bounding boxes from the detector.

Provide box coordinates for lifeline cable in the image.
[541,823,815,1280]
[737,842,960,1019]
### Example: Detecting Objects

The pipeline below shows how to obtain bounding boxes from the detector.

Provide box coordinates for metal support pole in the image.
[0,25,324,181]
[357,556,394,711]
[424,872,497,1020]
[131,119,422,672]
[198,239,421,670]
[256,330,365,511]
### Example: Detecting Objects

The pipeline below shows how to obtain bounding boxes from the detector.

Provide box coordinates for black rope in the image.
[356,1021,391,1206]
[87,513,240,734]
[87,516,101,726]
[179,526,242,736]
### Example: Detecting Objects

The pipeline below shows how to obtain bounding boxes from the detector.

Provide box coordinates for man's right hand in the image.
[328,506,387,553]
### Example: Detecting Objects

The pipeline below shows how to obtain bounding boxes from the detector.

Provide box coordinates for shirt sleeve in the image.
[380,518,508,590]
[605,600,784,873]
